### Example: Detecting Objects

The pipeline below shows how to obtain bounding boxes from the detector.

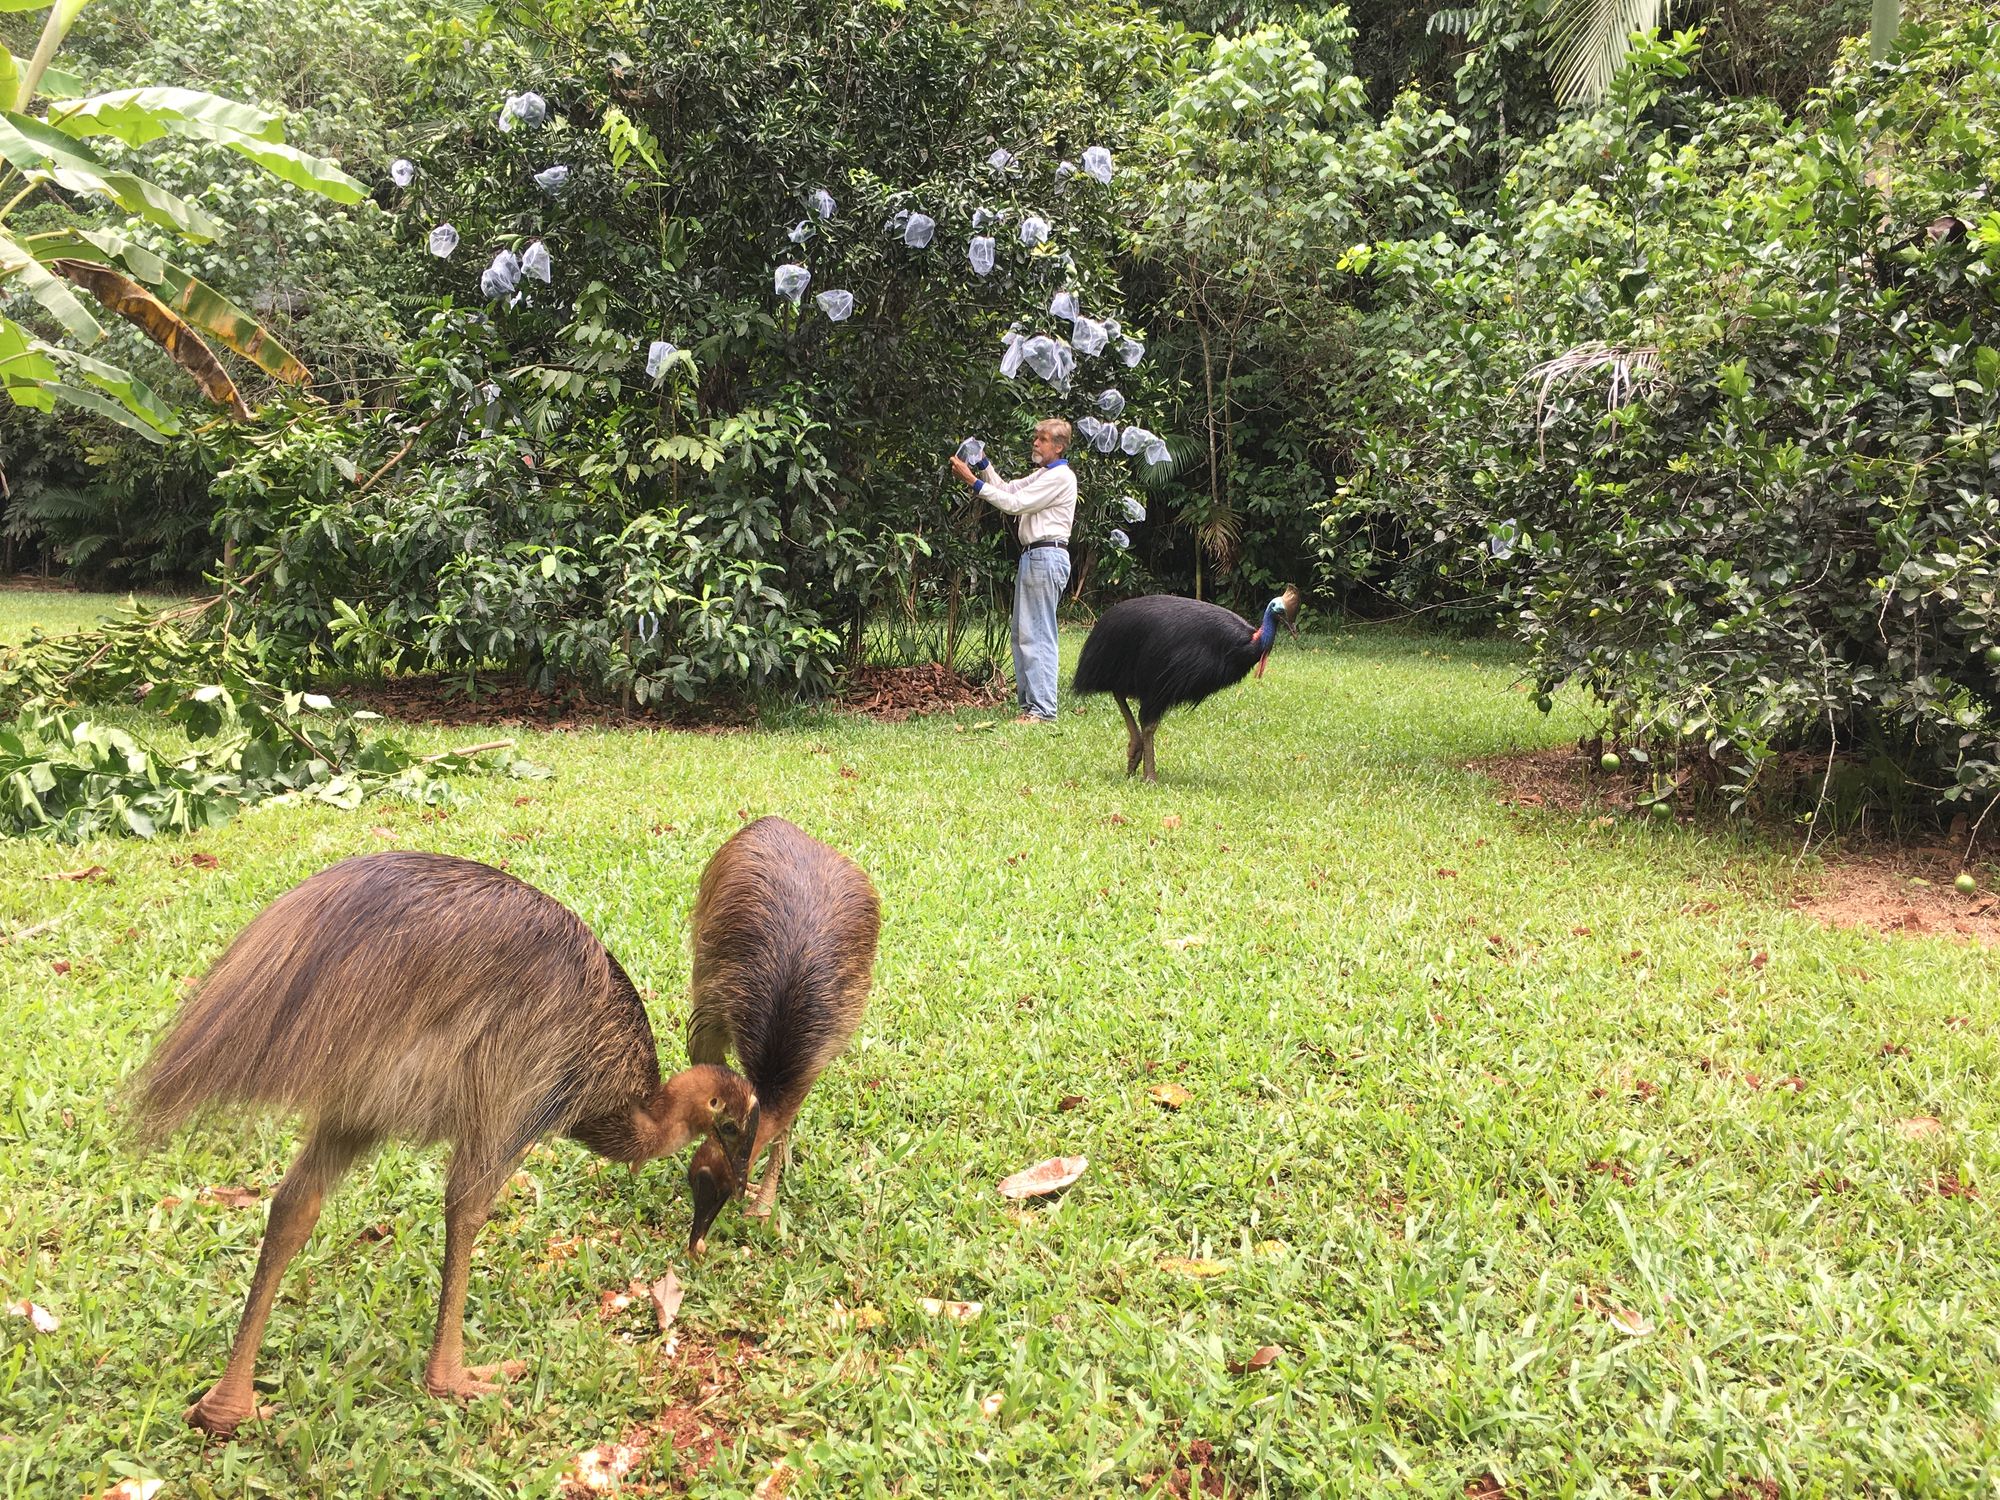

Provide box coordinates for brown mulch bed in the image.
[336,676,757,733]
[1470,745,2000,947]
[1,574,77,592]
[835,661,1009,722]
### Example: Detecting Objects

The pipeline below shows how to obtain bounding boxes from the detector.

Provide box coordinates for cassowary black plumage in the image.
[1072,585,1300,781]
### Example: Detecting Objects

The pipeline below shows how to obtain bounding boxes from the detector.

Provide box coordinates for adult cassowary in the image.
[1072,585,1300,781]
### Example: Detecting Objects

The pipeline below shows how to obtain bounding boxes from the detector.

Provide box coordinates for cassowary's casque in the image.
[131,851,758,1436]
[1072,585,1300,780]
[683,816,879,1256]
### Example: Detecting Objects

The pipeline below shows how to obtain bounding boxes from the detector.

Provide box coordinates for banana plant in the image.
[0,0,365,440]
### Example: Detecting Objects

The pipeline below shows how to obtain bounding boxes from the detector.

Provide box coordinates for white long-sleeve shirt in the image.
[974,457,1076,546]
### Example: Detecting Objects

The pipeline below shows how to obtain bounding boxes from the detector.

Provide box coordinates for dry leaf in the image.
[1162,815,1182,830]
[5,1299,57,1333]
[1227,1344,1282,1373]
[1146,1082,1193,1109]
[96,1482,165,1500]
[752,1463,796,1500]
[1464,1474,1509,1500]
[1896,1115,1945,1140]
[980,1391,1004,1417]
[1057,1094,1086,1112]
[997,1155,1087,1200]
[1157,1256,1230,1278]
[852,1305,886,1331]
[1606,1305,1654,1336]
[1161,934,1207,952]
[48,864,111,883]
[1253,1239,1289,1258]
[370,826,396,839]
[1106,812,1128,826]
[198,1184,260,1210]
[918,1297,983,1323]
[649,1270,684,1334]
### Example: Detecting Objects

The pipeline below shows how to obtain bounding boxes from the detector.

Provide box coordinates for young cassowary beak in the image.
[685,1134,739,1259]
[1253,584,1303,679]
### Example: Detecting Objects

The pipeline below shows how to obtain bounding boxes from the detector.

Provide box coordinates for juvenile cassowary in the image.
[1072,585,1300,781]
[683,816,880,1257]
[131,852,759,1436]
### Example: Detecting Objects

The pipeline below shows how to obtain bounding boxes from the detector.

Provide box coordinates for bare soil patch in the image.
[1471,746,2000,947]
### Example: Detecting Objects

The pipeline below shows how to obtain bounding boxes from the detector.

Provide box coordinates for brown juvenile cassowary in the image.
[682,817,879,1256]
[1072,584,1301,781]
[132,851,759,1437]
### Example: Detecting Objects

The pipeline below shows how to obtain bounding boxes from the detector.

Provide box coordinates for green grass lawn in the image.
[0,588,186,647]
[2,597,1994,1498]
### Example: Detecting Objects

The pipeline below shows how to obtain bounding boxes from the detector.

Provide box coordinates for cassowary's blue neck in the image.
[1252,602,1281,654]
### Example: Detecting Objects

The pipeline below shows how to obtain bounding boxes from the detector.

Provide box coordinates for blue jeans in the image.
[1013,546,1070,719]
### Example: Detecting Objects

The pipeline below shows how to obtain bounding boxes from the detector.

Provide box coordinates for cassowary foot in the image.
[185,1386,257,1437]
[424,1358,527,1401]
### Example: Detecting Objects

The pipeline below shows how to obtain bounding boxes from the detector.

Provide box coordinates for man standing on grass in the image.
[951,418,1078,724]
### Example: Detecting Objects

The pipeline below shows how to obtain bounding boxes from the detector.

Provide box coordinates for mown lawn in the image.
[0,589,183,647]
[1,596,1993,1499]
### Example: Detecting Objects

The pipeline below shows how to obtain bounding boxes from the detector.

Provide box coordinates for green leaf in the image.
[0,111,221,240]
[0,229,101,340]
[44,88,365,203]
[45,343,177,428]
[34,377,178,440]
[45,86,282,146]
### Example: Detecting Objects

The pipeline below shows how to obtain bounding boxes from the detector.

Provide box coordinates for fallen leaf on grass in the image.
[1464,1475,1509,1500]
[1146,1082,1193,1110]
[1944,1015,1969,1031]
[1252,1239,1289,1258]
[197,1184,260,1209]
[5,1299,57,1333]
[752,1463,796,1500]
[919,1297,983,1323]
[51,960,70,975]
[1161,815,1182,830]
[997,1155,1087,1200]
[46,865,111,883]
[1605,1305,1655,1336]
[1436,868,1458,878]
[170,851,220,870]
[1106,812,1128,826]
[1587,1159,1635,1187]
[370,826,396,840]
[649,1270,684,1334]
[1226,1344,1282,1373]
[1936,1171,1977,1200]
[354,1222,393,1244]
[1157,1256,1230,1278]
[980,1391,1004,1417]
[1161,934,1207,952]
[1057,1094,1086,1112]
[1896,1116,1944,1140]
[94,1481,164,1500]
[1749,950,1769,970]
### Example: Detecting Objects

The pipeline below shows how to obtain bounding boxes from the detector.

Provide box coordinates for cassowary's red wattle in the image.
[1072,587,1299,781]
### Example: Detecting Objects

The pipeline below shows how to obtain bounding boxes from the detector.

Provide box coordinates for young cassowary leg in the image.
[1115,695,1143,777]
[1140,719,1161,783]
[187,1127,372,1436]
[744,1128,791,1219]
[422,1144,529,1401]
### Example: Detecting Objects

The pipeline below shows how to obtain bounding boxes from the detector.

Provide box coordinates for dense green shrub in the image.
[214,0,1177,700]
[1323,20,2000,818]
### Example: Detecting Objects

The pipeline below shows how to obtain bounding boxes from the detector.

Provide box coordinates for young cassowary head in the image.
[638,1064,759,1178]
[1253,584,1303,678]
[685,1133,742,1258]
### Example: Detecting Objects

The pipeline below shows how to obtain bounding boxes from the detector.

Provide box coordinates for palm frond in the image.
[1134,432,1205,492]
[1543,0,1667,104]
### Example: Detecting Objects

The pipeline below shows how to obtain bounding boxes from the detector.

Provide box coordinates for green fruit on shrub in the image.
[1600,752,1621,772]
[1536,695,1553,713]
[1985,645,2000,667]
[1652,800,1673,820]
[1957,872,1978,894]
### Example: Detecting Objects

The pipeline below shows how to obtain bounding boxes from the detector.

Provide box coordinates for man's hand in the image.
[950,456,977,484]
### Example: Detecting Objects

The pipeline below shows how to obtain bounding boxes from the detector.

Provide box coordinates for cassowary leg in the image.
[744,1127,791,1220]
[423,1146,528,1401]
[1141,720,1161,783]
[1116,696,1143,776]
[187,1127,371,1436]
